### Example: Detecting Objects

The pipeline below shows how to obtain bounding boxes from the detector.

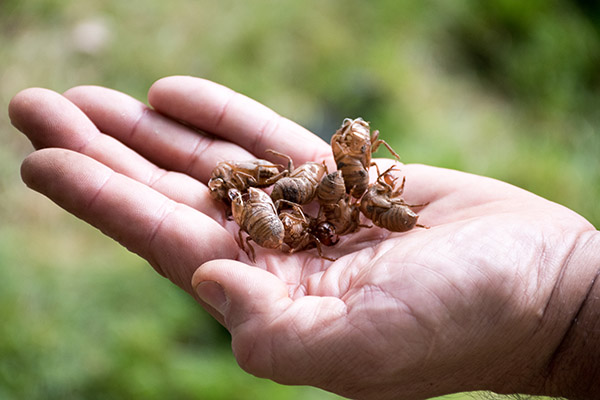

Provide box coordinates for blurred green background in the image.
[1,0,597,399]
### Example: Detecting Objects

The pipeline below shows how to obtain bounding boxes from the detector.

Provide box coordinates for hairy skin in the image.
[9,77,600,400]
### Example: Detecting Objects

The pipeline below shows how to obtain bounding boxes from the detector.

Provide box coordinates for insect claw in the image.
[314,240,336,261]
[237,229,245,251]
[405,201,429,208]
[245,237,257,262]
[265,149,294,172]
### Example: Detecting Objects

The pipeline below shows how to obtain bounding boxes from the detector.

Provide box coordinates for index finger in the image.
[21,148,239,295]
[148,76,333,166]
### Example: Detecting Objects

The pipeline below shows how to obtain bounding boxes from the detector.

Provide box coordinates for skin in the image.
[9,76,600,400]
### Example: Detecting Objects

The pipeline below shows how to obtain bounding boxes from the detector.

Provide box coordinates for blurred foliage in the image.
[1,0,598,399]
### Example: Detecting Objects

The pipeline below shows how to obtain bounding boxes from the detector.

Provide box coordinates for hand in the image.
[10,77,600,400]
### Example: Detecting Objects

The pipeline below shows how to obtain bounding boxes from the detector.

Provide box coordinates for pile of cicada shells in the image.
[208,117,425,261]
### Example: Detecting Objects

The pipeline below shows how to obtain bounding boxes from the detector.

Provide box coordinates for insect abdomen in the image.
[373,206,418,232]
[271,177,317,204]
[336,157,368,195]
[246,210,284,248]
[316,171,346,205]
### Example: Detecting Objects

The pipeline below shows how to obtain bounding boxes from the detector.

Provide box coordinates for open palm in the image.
[10,76,598,400]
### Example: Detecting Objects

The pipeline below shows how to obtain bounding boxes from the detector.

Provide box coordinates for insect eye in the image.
[383,174,395,186]
[228,188,242,202]
[208,178,223,190]
[316,222,339,246]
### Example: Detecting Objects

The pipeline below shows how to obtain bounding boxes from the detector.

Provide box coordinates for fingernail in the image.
[195,281,228,315]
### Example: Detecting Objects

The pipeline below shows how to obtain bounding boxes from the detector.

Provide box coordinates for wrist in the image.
[543,230,600,399]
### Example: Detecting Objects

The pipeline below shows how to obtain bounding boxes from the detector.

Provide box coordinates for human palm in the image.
[10,76,597,399]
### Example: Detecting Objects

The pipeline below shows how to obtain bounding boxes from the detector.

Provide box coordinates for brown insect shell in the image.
[279,207,313,250]
[370,202,418,232]
[360,181,388,216]
[209,159,286,204]
[336,118,372,154]
[291,161,327,178]
[278,207,339,259]
[331,118,374,169]
[335,156,370,196]
[331,118,378,196]
[270,161,327,205]
[359,182,419,232]
[321,197,362,236]
[316,170,346,205]
[208,177,229,203]
[385,205,419,232]
[230,187,284,249]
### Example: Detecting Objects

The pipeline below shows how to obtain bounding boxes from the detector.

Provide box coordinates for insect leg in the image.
[391,177,406,197]
[370,130,400,161]
[286,233,311,255]
[265,149,294,172]
[262,170,289,185]
[231,170,257,187]
[313,239,336,262]
[400,199,430,208]
[237,228,246,252]
[275,198,301,211]
[375,164,398,185]
[245,236,257,262]
[350,197,373,229]
[275,199,309,222]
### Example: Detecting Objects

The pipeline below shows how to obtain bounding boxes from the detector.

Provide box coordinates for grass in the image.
[1,0,598,399]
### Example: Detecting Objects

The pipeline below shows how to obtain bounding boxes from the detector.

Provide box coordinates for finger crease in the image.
[85,170,114,211]
[183,135,205,176]
[75,129,102,154]
[254,113,281,155]
[146,198,178,256]
[129,107,151,141]
[147,168,170,189]
[214,90,237,130]
[185,135,217,178]
[140,201,172,279]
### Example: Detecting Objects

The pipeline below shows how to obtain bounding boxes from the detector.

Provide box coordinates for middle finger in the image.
[10,88,224,218]
[63,85,255,183]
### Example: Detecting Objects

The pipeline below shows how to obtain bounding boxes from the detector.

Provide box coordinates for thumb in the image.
[192,259,292,328]
[192,259,294,378]
[191,260,348,385]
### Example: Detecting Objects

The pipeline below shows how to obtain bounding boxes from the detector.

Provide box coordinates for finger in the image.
[9,88,219,215]
[10,87,99,151]
[63,85,254,183]
[375,161,561,225]
[21,148,239,294]
[148,76,333,167]
[192,259,348,386]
